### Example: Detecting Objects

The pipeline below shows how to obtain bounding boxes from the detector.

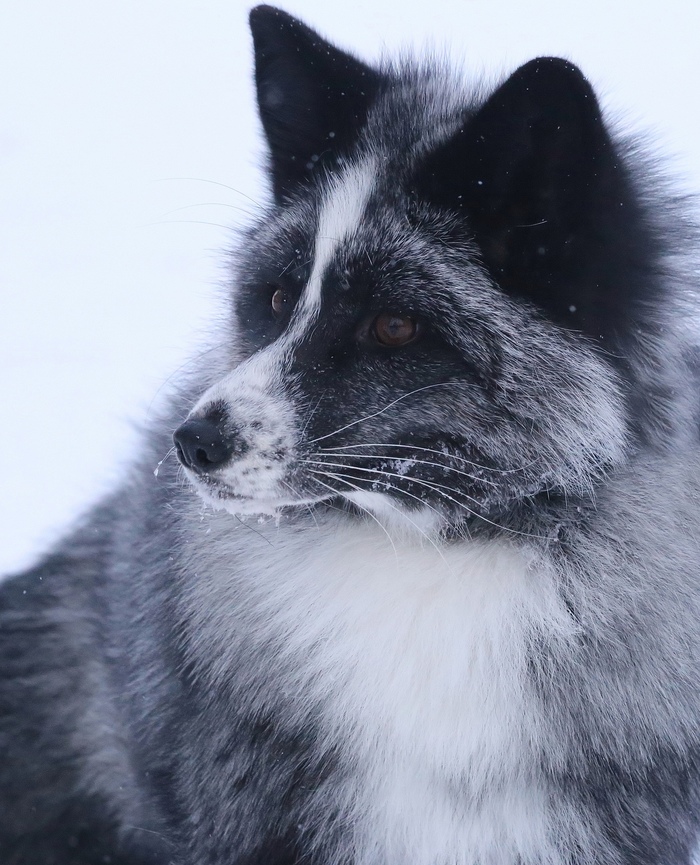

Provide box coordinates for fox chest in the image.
[191,519,573,864]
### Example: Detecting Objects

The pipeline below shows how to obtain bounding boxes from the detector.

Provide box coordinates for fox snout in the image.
[173,414,248,474]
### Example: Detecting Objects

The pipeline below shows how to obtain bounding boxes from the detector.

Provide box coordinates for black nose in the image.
[173,418,237,473]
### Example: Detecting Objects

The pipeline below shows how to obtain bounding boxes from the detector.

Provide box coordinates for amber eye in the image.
[271,287,289,318]
[372,313,419,347]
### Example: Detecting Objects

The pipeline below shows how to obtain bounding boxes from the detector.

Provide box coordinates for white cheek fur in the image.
[187,347,298,504]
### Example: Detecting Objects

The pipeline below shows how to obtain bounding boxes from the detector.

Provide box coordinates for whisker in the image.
[308,465,447,526]
[311,473,399,561]
[304,458,484,511]
[154,176,261,207]
[280,479,322,530]
[310,450,499,487]
[123,825,175,848]
[145,219,233,231]
[306,461,544,540]
[302,501,322,530]
[301,392,328,438]
[157,201,255,218]
[319,442,538,476]
[146,341,228,417]
[308,383,472,444]
[234,515,275,546]
[308,469,453,567]
[278,258,296,278]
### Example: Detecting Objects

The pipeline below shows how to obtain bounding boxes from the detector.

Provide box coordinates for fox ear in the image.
[414,58,617,325]
[249,6,381,201]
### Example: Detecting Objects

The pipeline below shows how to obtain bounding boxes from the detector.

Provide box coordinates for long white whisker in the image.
[308,469,453,567]
[147,341,228,418]
[308,464,447,526]
[301,392,328,437]
[157,201,255,218]
[311,473,399,562]
[155,176,261,207]
[280,479,322,530]
[309,451,499,488]
[306,461,544,540]
[303,458,487,507]
[308,382,471,444]
[319,442,538,476]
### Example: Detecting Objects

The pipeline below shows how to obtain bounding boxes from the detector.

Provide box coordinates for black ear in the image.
[414,58,621,332]
[249,6,381,201]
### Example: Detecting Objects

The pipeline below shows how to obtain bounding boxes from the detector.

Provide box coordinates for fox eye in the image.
[271,286,290,318]
[372,313,419,347]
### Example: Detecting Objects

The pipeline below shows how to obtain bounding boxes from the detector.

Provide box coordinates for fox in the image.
[2,6,700,865]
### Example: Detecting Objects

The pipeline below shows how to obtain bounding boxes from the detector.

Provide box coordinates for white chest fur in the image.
[187,513,577,865]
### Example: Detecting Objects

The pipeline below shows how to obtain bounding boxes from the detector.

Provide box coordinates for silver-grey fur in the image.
[2,6,700,865]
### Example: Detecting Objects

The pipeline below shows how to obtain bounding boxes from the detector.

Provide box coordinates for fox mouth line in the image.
[186,469,336,512]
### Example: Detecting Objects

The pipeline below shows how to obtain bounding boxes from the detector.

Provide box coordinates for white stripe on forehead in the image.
[191,157,380,421]
[191,157,377,428]
[288,157,378,337]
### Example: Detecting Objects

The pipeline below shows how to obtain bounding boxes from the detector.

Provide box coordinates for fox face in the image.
[173,10,654,532]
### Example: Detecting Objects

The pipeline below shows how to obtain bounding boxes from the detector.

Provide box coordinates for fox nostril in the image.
[173,418,241,473]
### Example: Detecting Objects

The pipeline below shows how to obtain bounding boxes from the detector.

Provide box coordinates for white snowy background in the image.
[1,0,700,574]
